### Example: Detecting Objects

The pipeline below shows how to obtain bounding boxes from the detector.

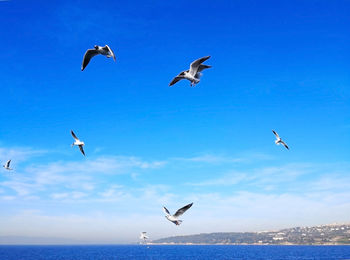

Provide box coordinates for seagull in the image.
[139,232,149,243]
[3,160,13,170]
[71,130,86,156]
[169,56,211,87]
[81,45,116,71]
[272,130,289,150]
[163,203,193,225]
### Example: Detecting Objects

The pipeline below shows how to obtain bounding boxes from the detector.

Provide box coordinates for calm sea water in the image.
[0,245,349,260]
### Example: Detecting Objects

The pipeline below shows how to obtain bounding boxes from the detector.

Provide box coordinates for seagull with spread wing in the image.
[272,130,289,150]
[71,130,86,156]
[81,45,116,71]
[3,160,13,171]
[169,56,211,87]
[163,203,193,225]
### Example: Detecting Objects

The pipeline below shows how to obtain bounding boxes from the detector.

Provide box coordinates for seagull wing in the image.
[169,75,185,86]
[189,56,211,76]
[174,203,193,217]
[272,130,280,138]
[281,141,289,150]
[105,45,116,61]
[71,130,79,141]
[163,206,171,216]
[6,160,11,168]
[81,49,99,71]
[197,64,212,73]
[79,145,86,156]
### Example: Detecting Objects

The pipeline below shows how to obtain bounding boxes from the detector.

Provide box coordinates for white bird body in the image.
[163,203,193,226]
[183,71,199,84]
[96,46,112,56]
[71,130,86,156]
[169,56,211,87]
[3,160,12,170]
[165,215,183,225]
[72,140,85,146]
[275,138,282,145]
[81,45,116,71]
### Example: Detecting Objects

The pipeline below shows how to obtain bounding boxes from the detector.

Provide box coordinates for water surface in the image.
[0,245,350,260]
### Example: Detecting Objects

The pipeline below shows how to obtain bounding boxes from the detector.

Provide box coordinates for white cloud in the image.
[51,191,88,200]
[0,196,16,201]
[187,172,250,186]
[99,185,125,199]
[0,146,349,243]
[51,193,69,200]
[174,154,242,164]
[0,155,167,199]
[0,147,47,163]
[173,152,274,165]
[186,162,350,192]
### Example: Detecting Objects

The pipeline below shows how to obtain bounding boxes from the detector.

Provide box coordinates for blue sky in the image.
[0,0,349,243]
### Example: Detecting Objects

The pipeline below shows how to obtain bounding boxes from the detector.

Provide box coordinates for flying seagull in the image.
[272,130,289,150]
[81,45,116,71]
[71,130,86,156]
[3,160,13,170]
[163,203,193,225]
[139,232,149,243]
[169,56,211,87]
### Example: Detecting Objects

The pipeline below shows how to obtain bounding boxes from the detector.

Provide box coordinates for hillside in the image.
[152,224,350,245]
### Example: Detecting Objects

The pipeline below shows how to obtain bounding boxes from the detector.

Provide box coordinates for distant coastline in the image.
[148,243,350,246]
[151,223,350,246]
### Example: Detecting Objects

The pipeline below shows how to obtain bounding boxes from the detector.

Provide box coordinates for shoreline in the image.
[0,244,350,246]
[147,243,350,246]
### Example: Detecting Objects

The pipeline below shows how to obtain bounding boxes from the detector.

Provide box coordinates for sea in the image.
[0,245,350,260]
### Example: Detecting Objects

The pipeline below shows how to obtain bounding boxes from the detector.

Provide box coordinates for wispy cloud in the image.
[99,184,125,200]
[0,155,166,200]
[185,162,350,193]
[172,151,274,165]
[0,145,349,242]
[187,172,250,186]
[174,154,242,164]
[0,147,47,163]
[51,191,88,200]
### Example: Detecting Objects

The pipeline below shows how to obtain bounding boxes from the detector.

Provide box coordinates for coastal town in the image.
[152,223,350,245]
